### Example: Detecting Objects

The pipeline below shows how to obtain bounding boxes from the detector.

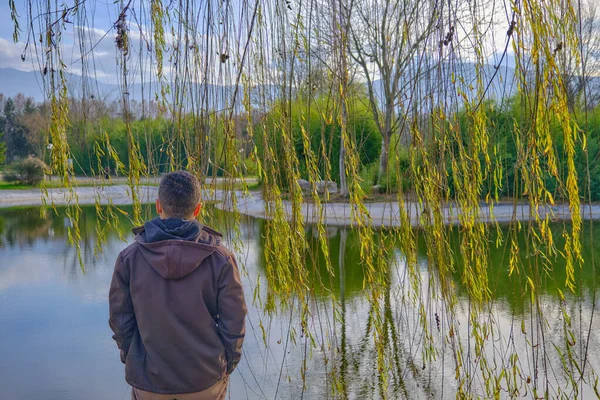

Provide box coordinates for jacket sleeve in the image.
[108,253,137,364]
[217,255,247,374]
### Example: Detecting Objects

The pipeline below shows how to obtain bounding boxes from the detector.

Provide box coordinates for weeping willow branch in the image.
[10,0,599,397]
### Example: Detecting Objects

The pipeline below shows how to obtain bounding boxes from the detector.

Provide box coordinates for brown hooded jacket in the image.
[109,218,247,395]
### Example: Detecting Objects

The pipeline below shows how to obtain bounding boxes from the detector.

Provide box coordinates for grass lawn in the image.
[0,181,104,190]
[0,181,32,190]
[0,178,262,192]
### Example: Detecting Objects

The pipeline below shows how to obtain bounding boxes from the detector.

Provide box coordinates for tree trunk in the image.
[339,101,349,196]
[332,0,349,197]
[377,132,390,186]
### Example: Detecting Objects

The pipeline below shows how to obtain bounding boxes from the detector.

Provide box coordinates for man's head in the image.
[156,170,202,219]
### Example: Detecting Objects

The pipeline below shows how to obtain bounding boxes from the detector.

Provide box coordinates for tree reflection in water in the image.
[3,206,600,398]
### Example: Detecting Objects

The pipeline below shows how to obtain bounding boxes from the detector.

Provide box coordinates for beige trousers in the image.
[131,377,228,400]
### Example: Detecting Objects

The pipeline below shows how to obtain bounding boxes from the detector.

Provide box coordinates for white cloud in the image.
[0,25,145,84]
[0,37,38,72]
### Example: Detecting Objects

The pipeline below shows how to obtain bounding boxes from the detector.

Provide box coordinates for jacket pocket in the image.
[127,330,143,356]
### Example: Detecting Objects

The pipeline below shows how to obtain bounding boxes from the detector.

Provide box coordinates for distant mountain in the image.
[0,68,124,103]
[0,68,47,103]
[0,68,280,111]
[0,64,518,108]
[2,65,595,112]
[370,61,519,110]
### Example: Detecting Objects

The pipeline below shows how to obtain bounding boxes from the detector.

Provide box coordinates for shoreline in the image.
[1,185,600,228]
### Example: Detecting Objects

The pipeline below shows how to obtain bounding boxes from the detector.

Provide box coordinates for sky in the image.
[0,1,156,84]
[0,0,517,86]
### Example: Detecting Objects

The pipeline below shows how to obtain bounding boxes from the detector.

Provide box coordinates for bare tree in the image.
[331,0,351,196]
[20,105,49,158]
[558,1,600,110]
[349,0,436,187]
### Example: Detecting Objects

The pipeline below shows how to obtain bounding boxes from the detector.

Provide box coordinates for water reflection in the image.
[1,207,600,398]
[433,223,600,313]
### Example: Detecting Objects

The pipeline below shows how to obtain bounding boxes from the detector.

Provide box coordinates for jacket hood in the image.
[132,218,221,280]
[143,217,203,243]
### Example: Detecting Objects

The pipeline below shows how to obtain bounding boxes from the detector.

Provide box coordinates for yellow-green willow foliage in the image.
[12,0,599,397]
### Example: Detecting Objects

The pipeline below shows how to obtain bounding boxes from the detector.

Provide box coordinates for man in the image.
[109,170,247,400]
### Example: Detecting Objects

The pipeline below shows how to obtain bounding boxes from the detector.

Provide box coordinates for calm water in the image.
[1,206,599,399]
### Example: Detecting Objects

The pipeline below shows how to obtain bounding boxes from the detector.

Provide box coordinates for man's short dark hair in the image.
[158,171,202,218]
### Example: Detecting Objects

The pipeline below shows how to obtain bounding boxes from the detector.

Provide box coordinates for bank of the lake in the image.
[2,185,600,227]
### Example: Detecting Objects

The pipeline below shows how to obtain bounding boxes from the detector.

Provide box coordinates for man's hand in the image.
[216,255,247,374]
[108,253,137,364]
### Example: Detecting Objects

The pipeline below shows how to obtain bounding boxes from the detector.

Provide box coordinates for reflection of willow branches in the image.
[274,306,295,399]
[64,209,114,277]
[355,287,438,398]
[383,281,410,398]
[338,228,348,398]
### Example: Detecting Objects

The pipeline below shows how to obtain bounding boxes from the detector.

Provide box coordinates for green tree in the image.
[255,93,381,188]
[3,97,33,163]
[0,131,6,165]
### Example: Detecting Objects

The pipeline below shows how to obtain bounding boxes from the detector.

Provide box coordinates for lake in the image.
[0,205,599,399]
